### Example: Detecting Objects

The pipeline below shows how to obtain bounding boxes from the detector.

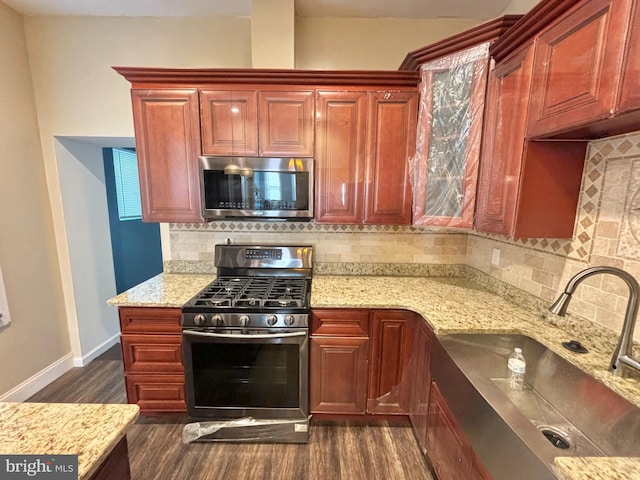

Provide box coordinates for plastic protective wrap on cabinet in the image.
[409,43,489,228]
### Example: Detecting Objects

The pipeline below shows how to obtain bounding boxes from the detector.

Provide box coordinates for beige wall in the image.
[0,2,70,397]
[295,17,482,70]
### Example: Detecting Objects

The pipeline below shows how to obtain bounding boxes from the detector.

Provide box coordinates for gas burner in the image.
[208,298,231,307]
[235,297,264,307]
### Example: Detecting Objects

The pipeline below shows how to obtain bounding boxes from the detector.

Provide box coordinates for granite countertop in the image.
[0,402,140,480]
[107,273,214,307]
[107,271,640,479]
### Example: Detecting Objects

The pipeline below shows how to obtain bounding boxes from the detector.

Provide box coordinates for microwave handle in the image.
[183,330,307,340]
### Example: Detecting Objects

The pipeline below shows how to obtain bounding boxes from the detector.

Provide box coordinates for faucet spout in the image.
[549,266,640,377]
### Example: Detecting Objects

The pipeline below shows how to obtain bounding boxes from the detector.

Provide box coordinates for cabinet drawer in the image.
[121,334,184,373]
[311,309,369,336]
[119,307,182,334]
[125,374,186,413]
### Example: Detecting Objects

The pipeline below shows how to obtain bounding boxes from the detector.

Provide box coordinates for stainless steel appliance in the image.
[182,244,313,443]
[199,156,313,220]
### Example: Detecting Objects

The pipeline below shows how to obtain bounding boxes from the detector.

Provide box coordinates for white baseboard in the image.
[0,333,121,401]
[0,353,74,402]
[72,332,120,367]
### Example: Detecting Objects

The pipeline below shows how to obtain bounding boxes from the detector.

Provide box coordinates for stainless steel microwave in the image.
[199,156,314,220]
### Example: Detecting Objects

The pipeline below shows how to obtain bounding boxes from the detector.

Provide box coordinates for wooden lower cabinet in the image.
[310,336,369,414]
[118,307,186,413]
[426,382,491,480]
[310,308,415,416]
[408,319,433,453]
[88,436,131,480]
[368,310,415,414]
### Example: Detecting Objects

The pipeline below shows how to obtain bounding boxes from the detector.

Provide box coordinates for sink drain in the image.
[538,426,573,450]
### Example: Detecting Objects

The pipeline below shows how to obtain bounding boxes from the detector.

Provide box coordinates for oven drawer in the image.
[311,309,369,336]
[119,307,182,334]
[125,374,186,413]
[121,334,184,373]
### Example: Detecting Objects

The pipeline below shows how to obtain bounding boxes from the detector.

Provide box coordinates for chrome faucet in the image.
[549,266,640,377]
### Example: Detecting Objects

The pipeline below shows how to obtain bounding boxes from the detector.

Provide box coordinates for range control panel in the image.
[245,248,283,260]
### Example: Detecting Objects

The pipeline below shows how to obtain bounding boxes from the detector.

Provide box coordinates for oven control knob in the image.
[239,315,251,327]
[193,314,206,326]
[267,314,278,326]
[211,314,224,326]
[284,314,295,326]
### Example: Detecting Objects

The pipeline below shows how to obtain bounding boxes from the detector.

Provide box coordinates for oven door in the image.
[182,328,308,420]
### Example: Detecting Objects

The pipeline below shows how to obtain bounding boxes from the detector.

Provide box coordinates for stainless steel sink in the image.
[434,333,640,479]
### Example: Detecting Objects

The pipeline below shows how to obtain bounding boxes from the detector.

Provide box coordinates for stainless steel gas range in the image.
[181,244,312,443]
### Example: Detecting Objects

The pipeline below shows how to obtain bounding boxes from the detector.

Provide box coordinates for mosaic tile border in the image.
[169,220,461,234]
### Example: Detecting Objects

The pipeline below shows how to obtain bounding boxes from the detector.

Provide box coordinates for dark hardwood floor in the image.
[27,344,433,480]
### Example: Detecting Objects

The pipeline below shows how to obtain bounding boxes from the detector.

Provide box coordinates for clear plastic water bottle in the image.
[507,347,526,391]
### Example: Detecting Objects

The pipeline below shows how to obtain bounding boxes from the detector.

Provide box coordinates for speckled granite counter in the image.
[0,402,140,479]
[108,271,640,479]
[107,273,214,307]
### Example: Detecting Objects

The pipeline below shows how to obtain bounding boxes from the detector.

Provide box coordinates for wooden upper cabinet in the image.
[412,46,489,229]
[315,90,367,223]
[315,89,417,225]
[131,89,203,223]
[617,0,640,112]
[258,90,315,157]
[364,91,417,225]
[476,45,588,239]
[526,0,633,138]
[476,47,534,236]
[200,90,258,156]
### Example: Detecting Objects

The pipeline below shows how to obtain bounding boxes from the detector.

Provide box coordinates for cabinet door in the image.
[368,310,415,414]
[310,336,369,414]
[258,90,314,156]
[314,90,367,223]
[121,334,184,373]
[125,374,186,413]
[426,382,472,480]
[200,90,258,156]
[363,91,417,225]
[475,47,534,236]
[409,321,432,454]
[527,0,632,137]
[618,0,640,112]
[131,89,202,223]
[412,47,489,228]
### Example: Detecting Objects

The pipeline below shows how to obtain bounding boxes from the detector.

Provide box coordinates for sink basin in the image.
[434,333,640,479]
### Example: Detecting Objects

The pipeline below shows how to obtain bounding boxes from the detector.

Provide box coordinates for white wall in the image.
[55,138,121,364]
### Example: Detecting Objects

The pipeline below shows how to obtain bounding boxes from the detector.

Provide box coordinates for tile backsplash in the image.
[169,130,640,339]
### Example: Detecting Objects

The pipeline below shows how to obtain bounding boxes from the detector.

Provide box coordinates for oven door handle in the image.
[183,330,307,339]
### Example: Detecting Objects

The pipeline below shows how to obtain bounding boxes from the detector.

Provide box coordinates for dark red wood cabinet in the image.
[475,44,587,239]
[131,89,203,223]
[314,90,417,225]
[118,307,186,413]
[426,382,492,480]
[526,0,635,138]
[310,309,415,416]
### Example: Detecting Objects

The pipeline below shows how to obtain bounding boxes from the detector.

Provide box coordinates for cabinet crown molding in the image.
[398,15,522,71]
[113,67,420,88]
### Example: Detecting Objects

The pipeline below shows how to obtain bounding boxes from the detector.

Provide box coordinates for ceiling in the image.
[3,0,516,20]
